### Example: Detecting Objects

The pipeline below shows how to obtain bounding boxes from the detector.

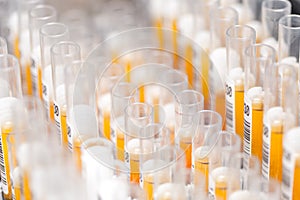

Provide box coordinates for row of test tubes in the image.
[0,0,300,200]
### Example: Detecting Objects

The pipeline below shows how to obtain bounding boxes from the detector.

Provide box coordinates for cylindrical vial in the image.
[225,25,256,146]
[243,43,276,163]
[39,22,69,121]
[29,5,57,97]
[51,41,81,148]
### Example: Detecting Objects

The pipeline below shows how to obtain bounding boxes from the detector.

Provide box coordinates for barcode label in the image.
[225,78,235,133]
[262,123,271,179]
[281,146,295,199]
[0,131,8,194]
[67,121,73,151]
[243,95,252,156]
[53,101,61,135]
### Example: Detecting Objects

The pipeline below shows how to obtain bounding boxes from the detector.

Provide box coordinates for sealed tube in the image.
[243,44,276,163]
[209,7,238,129]
[29,5,57,97]
[225,25,256,145]
[124,102,153,184]
[282,127,300,200]
[208,131,241,200]
[192,110,222,192]
[50,41,81,148]
[39,22,69,121]
[278,15,300,63]
[262,64,298,181]
[175,90,204,169]
[262,0,291,41]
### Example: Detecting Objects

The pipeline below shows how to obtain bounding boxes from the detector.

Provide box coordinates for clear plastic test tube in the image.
[111,82,137,161]
[17,0,42,96]
[262,0,291,41]
[208,131,241,200]
[262,63,298,181]
[29,5,57,97]
[0,54,22,200]
[50,41,81,148]
[97,63,124,142]
[225,25,256,144]
[282,127,300,200]
[140,146,176,200]
[243,43,276,163]
[124,102,154,184]
[278,15,300,62]
[65,61,98,170]
[192,110,222,192]
[209,7,238,129]
[39,22,69,121]
[175,90,204,169]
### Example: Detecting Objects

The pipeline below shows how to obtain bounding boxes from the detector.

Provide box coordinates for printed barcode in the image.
[244,118,251,155]
[262,125,269,178]
[0,137,7,188]
[282,163,291,188]
[226,99,234,131]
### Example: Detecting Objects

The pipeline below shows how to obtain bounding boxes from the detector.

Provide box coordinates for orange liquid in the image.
[130,154,140,184]
[215,177,227,200]
[140,86,145,103]
[25,62,33,96]
[201,51,210,110]
[14,186,21,200]
[37,67,43,100]
[185,44,193,88]
[195,156,209,192]
[73,136,82,172]
[125,61,131,82]
[13,36,20,60]
[49,101,54,121]
[103,111,111,140]
[215,90,226,130]
[2,123,13,200]
[23,171,31,200]
[172,19,179,70]
[293,158,300,199]
[154,18,164,49]
[116,130,125,161]
[143,175,154,200]
[61,105,69,149]
[179,137,192,168]
[235,84,244,148]
[251,100,263,162]
[269,121,283,181]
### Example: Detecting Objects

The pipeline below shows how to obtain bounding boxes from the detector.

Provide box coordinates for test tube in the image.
[124,102,154,184]
[0,36,8,54]
[175,90,204,169]
[282,127,300,200]
[17,0,42,96]
[225,25,256,145]
[262,64,298,181]
[50,41,81,148]
[208,131,241,200]
[192,110,222,192]
[0,54,22,200]
[209,7,238,129]
[243,43,276,163]
[140,146,177,200]
[97,63,124,142]
[262,0,291,41]
[111,82,137,161]
[29,4,57,97]
[39,22,69,121]
[278,15,300,62]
